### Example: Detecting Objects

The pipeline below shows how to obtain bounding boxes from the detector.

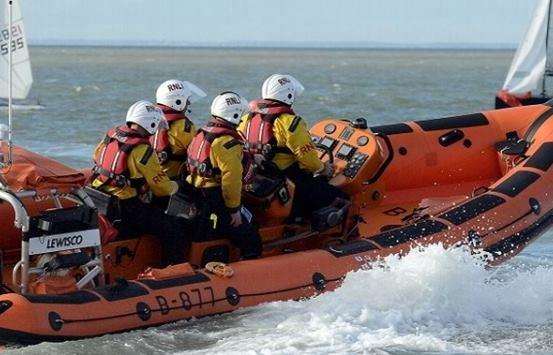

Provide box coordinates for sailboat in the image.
[496,0,553,108]
[0,0,32,107]
[0,0,85,244]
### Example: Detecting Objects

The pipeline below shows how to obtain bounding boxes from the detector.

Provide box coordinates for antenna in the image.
[543,0,553,97]
[1,0,13,169]
[7,0,12,167]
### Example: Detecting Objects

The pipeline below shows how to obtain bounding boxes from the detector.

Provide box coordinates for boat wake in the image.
[11,239,553,355]
[0,104,44,111]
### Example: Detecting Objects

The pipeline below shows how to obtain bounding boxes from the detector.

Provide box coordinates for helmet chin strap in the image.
[211,116,237,128]
[264,98,292,107]
[128,123,150,137]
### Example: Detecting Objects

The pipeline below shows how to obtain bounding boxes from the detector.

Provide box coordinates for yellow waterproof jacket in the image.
[239,113,323,173]
[187,135,244,211]
[161,118,197,179]
[186,135,244,211]
[92,143,178,200]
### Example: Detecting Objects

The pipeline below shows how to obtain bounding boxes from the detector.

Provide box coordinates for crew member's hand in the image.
[253,154,266,166]
[138,186,153,204]
[230,211,243,227]
[168,181,179,195]
[319,161,335,178]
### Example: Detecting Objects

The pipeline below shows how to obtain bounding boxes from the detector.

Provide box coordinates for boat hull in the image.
[0,102,552,343]
[0,205,552,344]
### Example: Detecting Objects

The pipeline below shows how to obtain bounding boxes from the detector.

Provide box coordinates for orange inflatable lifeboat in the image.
[0,102,551,344]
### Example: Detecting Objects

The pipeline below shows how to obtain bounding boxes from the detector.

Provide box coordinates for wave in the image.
[188,243,553,354]
[0,104,45,111]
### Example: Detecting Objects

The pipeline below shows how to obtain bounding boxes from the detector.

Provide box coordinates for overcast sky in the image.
[21,0,538,47]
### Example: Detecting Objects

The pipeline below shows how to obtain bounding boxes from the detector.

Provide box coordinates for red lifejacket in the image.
[93,125,150,187]
[243,99,295,158]
[151,104,193,164]
[187,119,244,178]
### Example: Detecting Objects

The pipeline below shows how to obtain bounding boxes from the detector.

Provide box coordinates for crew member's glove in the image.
[168,181,179,195]
[253,154,266,166]
[138,184,153,204]
[316,161,335,178]
[230,210,243,227]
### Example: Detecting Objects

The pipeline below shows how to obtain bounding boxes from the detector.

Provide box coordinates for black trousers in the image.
[151,180,196,210]
[196,188,262,259]
[116,197,189,266]
[283,164,349,219]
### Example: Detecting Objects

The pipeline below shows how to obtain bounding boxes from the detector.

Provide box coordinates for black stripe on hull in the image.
[328,240,378,257]
[370,219,448,247]
[22,276,211,306]
[485,208,553,257]
[439,194,506,226]
[0,277,343,344]
[481,210,534,238]
[23,291,100,305]
[370,123,413,135]
[138,273,210,290]
[93,281,149,302]
[492,171,540,198]
[524,107,553,142]
[524,142,553,171]
[415,113,489,132]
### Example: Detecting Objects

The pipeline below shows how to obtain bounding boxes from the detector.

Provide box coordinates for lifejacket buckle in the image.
[198,163,208,175]
[114,175,128,188]
[158,151,169,164]
[262,144,272,156]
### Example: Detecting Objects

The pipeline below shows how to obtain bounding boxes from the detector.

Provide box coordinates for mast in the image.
[543,0,553,97]
[5,0,13,168]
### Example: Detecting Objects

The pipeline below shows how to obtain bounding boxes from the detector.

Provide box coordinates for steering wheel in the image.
[315,142,335,165]
[314,142,337,181]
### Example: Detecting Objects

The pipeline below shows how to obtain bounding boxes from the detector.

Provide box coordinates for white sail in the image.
[503,0,551,96]
[0,0,32,100]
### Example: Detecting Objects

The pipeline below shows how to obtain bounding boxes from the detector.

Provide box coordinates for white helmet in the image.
[156,79,207,112]
[210,91,248,125]
[126,100,164,135]
[261,74,305,106]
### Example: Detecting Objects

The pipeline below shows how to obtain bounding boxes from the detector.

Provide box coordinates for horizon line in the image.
[28,39,518,50]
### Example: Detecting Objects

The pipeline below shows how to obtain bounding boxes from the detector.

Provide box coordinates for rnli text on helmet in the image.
[277,77,291,85]
[226,97,241,106]
[167,82,184,91]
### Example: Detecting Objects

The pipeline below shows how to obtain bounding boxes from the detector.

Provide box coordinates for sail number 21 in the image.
[0,24,25,56]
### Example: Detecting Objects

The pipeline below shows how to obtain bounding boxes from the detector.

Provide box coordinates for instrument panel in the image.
[310,119,388,191]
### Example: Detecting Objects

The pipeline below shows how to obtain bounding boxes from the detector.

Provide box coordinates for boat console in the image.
[310,118,389,193]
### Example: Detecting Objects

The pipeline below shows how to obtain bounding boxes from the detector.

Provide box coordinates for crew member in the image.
[91,100,187,266]
[152,79,206,181]
[187,92,262,259]
[239,74,348,219]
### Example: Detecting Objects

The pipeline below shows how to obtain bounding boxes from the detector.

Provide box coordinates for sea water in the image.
[4,47,553,354]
